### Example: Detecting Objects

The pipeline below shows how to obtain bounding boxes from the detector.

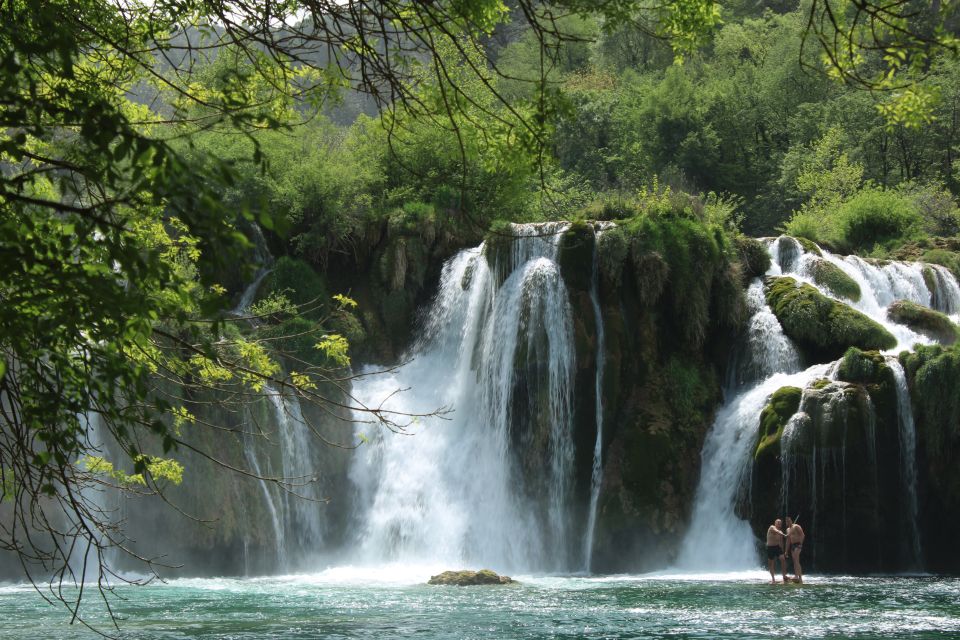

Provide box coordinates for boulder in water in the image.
[810,259,861,302]
[764,276,896,361]
[427,569,515,586]
[887,300,958,345]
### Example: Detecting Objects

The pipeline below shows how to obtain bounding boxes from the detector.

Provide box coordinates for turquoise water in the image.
[1,569,957,639]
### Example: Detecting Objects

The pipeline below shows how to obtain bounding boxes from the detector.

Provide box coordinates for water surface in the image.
[1,569,957,639]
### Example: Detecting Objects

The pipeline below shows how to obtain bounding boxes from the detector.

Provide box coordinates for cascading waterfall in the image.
[678,235,959,571]
[71,411,115,584]
[348,223,578,572]
[231,224,326,571]
[928,264,960,315]
[583,233,606,573]
[728,280,802,388]
[675,365,827,570]
[267,387,326,555]
[887,359,923,568]
[240,419,287,568]
[232,222,274,316]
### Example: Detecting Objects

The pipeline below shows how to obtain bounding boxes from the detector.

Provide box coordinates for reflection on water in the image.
[1,572,957,639]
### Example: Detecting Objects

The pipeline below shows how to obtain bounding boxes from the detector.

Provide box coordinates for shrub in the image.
[260,257,328,319]
[833,188,922,252]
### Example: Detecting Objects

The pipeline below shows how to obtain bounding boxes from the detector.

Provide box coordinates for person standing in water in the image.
[765,518,788,584]
[785,517,806,583]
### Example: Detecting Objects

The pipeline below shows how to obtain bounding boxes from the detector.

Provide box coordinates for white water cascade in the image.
[348,223,578,572]
[678,235,959,571]
[887,358,923,568]
[231,224,326,571]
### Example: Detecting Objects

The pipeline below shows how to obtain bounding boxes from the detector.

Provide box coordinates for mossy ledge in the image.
[764,276,897,361]
[836,347,891,385]
[754,386,802,460]
[810,259,861,302]
[428,570,515,586]
[796,236,824,257]
[887,300,958,345]
[734,235,771,281]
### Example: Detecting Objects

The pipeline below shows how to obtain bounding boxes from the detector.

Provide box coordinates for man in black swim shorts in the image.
[765,518,787,584]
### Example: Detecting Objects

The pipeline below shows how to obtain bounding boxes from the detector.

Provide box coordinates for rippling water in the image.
[1,569,957,639]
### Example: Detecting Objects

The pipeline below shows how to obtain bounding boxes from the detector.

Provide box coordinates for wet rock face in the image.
[745,363,923,573]
[901,345,960,573]
[427,569,514,586]
[764,276,896,361]
[587,218,742,573]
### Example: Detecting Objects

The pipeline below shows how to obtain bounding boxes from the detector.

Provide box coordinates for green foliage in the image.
[887,300,958,345]
[260,257,328,318]
[755,386,803,460]
[79,454,184,487]
[833,189,922,252]
[765,277,897,360]
[810,259,862,302]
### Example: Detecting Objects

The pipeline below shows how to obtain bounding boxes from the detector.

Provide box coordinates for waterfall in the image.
[583,233,606,573]
[232,222,273,316]
[729,280,802,388]
[231,223,328,571]
[268,387,326,554]
[887,358,923,569]
[70,411,115,584]
[680,235,950,572]
[929,264,960,316]
[675,364,828,570]
[348,223,578,572]
[240,419,287,568]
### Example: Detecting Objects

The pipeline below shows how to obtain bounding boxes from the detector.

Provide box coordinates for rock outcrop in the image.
[887,300,957,345]
[428,570,515,586]
[764,276,896,360]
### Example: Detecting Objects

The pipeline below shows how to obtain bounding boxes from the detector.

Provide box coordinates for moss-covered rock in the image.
[765,276,897,361]
[747,376,906,573]
[734,235,771,280]
[796,236,824,257]
[836,347,890,385]
[887,300,958,345]
[810,259,861,302]
[755,386,802,460]
[428,569,515,586]
[900,344,960,571]
[597,226,629,288]
[557,221,596,292]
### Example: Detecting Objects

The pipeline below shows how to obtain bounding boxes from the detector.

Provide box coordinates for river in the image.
[1,571,957,638]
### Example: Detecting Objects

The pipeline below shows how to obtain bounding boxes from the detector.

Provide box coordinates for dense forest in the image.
[3,0,960,625]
